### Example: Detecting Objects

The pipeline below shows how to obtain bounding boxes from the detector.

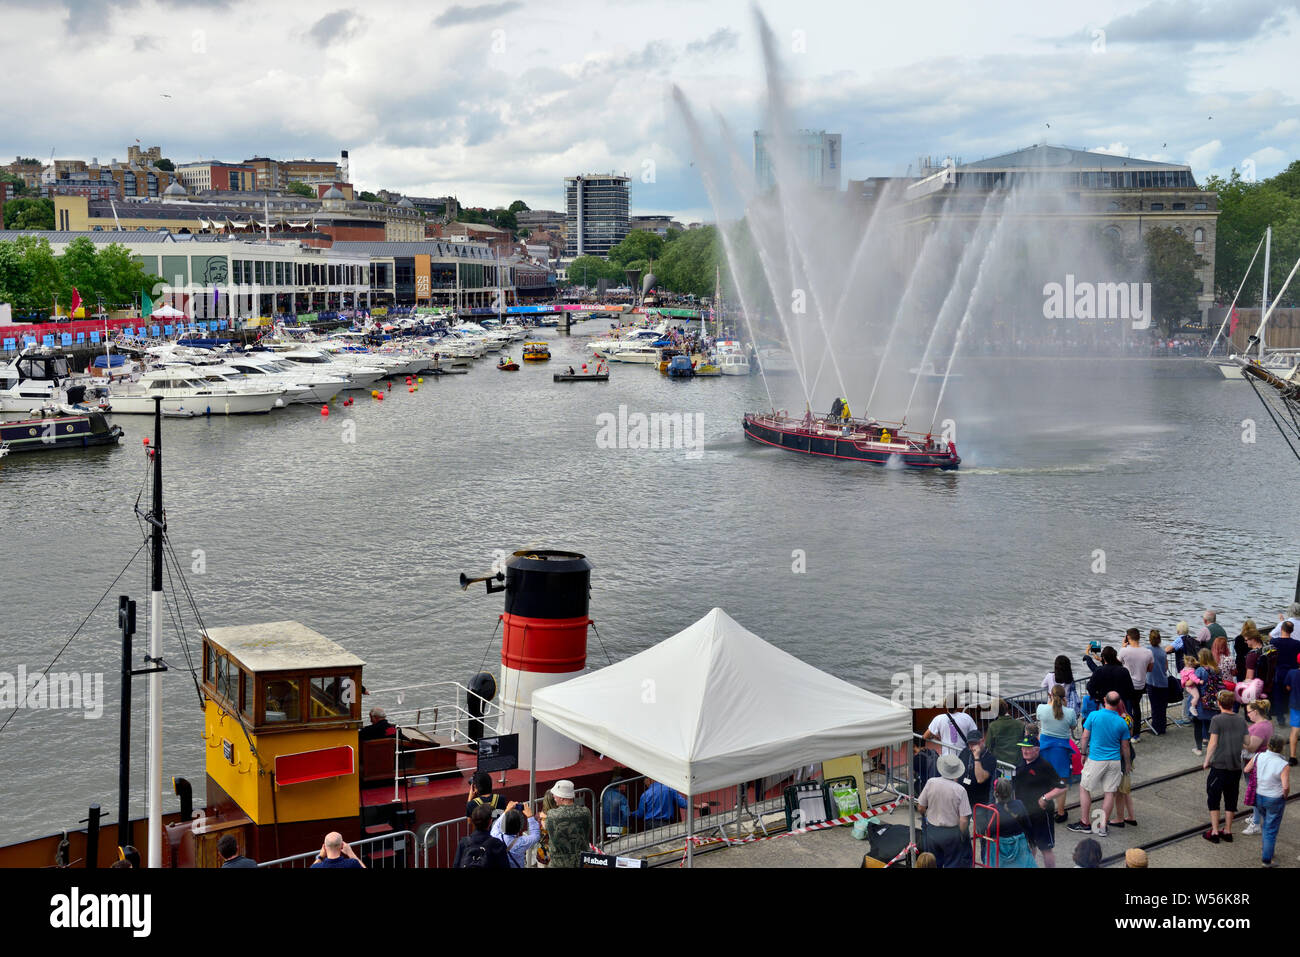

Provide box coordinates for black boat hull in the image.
[553,374,609,382]
[1,412,124,453]
[742,414,960,470]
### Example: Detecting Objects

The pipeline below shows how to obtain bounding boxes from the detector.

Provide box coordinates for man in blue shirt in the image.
[602,778,631,840]
[1068,692,1131,838]
[310,832,365,869]
[629,777,686,830]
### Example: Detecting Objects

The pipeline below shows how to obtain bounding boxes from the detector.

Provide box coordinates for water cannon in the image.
[459,569,505,594]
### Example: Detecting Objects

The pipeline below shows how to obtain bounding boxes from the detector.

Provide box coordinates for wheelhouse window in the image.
[309,675,353,719]
[263,678,300,722]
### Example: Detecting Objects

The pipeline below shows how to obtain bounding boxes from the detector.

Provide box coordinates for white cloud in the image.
[0,0,1296,220]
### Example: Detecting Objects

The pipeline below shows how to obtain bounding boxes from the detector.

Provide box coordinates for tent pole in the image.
[686,790,694,868]
[529,717,538,808]
[907,740,916,866]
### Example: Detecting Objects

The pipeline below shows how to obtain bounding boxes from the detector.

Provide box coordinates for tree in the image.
[359,191,379,203]
[1143,227,1206,335]
[0,171,26,197]
[1204,164,1300,305]
[287,181,314,198]
[654,225,720,297]
[608,230,665,267]
[565,255,622,287]
[508,200,529,213]
[154,158,175,172]
[2,197,54,230]
[97,243,161,308]
[0,235,62,313]
[491,209,517,232]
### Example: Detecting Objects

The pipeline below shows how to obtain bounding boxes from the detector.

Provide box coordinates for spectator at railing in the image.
[1147,630,1170,736]
[466,770,504,820]
[543,780,591,868]
[454,805,510,869]
[359,706,395,742]
[602,776,631,840]
[491,803,540,869]
[1042,655,1081,714]
[311,832,365,869]
[984,700,1026,766]
[917,753,971,868]
[629,777,687,830]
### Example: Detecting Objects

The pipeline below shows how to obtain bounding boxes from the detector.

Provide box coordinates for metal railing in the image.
[357,680,506,799]
[420,788,597,868]
[258,829,418,869]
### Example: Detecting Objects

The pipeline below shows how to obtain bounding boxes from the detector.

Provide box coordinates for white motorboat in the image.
[608,345,662,364]
[590,328,666,358]
[265,348,387,389]
[220,354,347,403]
[716,352,751,376]
[106,371,284,415]
[755,348,797,374]
[0,348,112,413]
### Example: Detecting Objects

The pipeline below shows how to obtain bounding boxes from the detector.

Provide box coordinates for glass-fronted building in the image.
[564,174,630,258]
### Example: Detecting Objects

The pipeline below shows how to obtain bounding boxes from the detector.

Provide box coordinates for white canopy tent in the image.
[529,607,913,864]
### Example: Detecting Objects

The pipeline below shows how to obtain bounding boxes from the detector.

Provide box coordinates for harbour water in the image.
[1,327,1297,844]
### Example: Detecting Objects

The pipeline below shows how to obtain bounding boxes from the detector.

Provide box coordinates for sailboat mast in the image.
[1261,226,1272,356]
[146,397,165,867]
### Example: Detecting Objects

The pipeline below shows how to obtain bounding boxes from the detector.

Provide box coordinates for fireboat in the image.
[742,404,960,470]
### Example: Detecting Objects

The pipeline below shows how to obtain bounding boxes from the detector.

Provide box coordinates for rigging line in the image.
[0,541,147,737]
[476,614,504,679]
[160,543,206,713]
[1245,374,1300,464]
[161,531,208,667]
[588,621,614,668]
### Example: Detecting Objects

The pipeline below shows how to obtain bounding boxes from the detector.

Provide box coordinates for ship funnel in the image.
[497,550,591,771]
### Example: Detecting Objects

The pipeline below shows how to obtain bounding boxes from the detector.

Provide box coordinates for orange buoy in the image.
[377,392,384,401]
[387,381,392,391]
[408,386,414,392]
[320,405,329,416]
[142,437,150,446]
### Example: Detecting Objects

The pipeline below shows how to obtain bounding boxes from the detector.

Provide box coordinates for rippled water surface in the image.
[1,327,1297,843]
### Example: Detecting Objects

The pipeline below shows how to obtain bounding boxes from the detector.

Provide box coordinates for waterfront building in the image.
[40,156,181,201]
[0,229,370,317]
[754,130,842,191]
[332,240,552,308]
[53,190,424,243]
[517,208,566,233]
[176,161,256,192]
[629,215,684,237]
[898,144,1219,322]
[564,174,630,258]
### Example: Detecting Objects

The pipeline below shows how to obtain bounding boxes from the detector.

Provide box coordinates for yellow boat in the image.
[522,341,551,361]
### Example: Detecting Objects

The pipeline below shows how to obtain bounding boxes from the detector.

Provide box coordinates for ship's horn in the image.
[459,570,506,593]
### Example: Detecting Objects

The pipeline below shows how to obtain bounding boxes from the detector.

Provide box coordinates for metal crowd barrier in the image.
[258,829,418,869]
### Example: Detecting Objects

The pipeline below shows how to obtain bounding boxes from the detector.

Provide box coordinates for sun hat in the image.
[552,779,576,800]
[937,753,965,781]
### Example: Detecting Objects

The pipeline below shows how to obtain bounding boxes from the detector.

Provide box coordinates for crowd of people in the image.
[915,603,1300,868]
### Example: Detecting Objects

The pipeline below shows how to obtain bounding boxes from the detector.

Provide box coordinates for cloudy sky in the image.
[2,0,1297,222]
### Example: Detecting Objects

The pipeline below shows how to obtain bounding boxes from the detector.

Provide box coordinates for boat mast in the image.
[1260,226,1271,356]
[146,396,166,867]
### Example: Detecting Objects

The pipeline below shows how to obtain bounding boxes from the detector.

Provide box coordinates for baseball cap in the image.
[965,729,984,744]
[1016,734,1040,749]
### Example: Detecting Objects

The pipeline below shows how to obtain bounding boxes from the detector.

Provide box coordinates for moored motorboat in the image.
[742,408,960,469]
[0,407,124,452]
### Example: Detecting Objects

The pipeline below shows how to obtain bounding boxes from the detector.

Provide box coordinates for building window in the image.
[1194,202,1208,210]
[1172,202,1185,210]
[1149,202,1164,211]
[1194,227,1205,243]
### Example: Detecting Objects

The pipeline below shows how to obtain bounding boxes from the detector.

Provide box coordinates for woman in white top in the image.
[1244,736,1290,867]
[1035,684,1078,823]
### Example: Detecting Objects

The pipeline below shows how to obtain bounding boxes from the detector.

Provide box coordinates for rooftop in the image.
[203,621,365,674]
[957,144,1191,172]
